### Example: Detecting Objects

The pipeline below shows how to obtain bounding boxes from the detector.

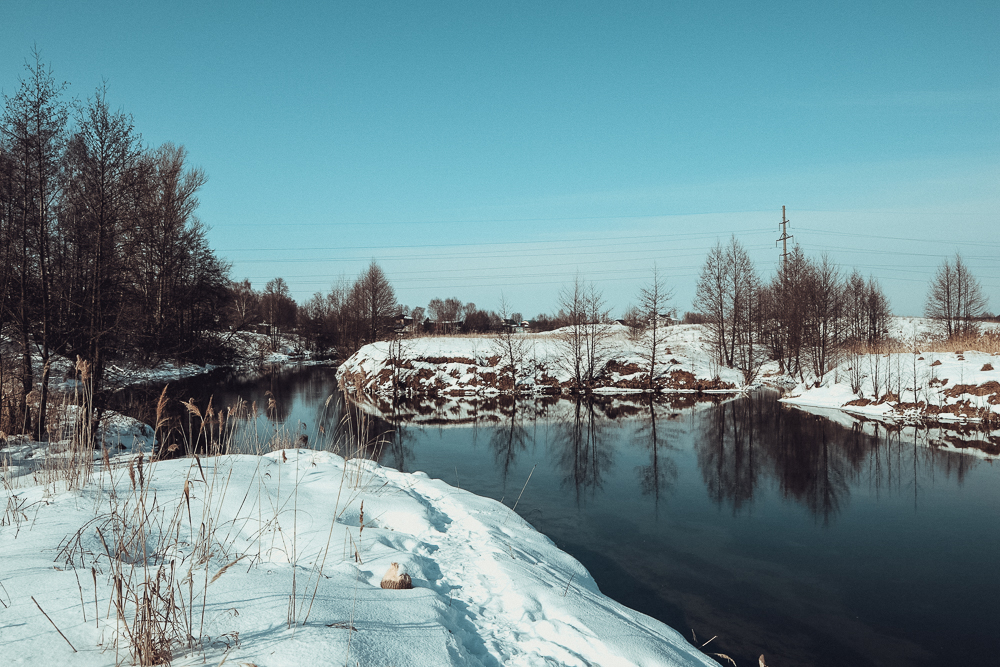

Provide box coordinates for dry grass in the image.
[848,330,1000,356]
[914,331,1000,355]
[2,379,391,666]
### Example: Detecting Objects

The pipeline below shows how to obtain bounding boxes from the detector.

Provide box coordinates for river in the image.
[126,363,1000,667]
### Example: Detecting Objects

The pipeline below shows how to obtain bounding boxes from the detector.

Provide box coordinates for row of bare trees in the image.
[695,237,893,384]
[1,53,230,438]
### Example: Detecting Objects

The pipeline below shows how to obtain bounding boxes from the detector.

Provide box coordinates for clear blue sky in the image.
[3,0,998,317]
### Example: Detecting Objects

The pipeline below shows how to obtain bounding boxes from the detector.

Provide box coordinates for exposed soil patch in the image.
[604,360,643,376]
[943,381,1000,398]
[662,369,736,391]
[417,356,475,365]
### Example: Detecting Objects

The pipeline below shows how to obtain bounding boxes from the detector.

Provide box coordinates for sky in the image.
[2,0,998,318]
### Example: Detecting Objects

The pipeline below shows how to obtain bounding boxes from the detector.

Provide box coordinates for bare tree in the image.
[764,245,809,378]
[925,252,986,339]
[556,275,588,387]
[843,270,890,348]
[427,296,463,334]
[492,293,530,390]
[733,259,766,385]
[261,277,297,350]
[694,241,730,365]
[0,52,234,438]
[410,305,425,332]
[227,279,259,331]
[694,236,758,371]
[63,84,144,442]
[636,264,674,388]
[804,254,843,382]
[582,282,613,384]
[555,277,613,388]
[621,305,644,343]
[130,142,207,350]
[355,260,396,344]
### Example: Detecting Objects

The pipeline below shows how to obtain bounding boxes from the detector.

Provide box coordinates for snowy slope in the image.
[1,449,718,667]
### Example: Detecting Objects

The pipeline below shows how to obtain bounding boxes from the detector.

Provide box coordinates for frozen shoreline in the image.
[780,349,1000,425]
[1,447,718,666]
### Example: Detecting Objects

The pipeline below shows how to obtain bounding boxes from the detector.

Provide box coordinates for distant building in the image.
[502,319,529,334]
[394,315,415,334]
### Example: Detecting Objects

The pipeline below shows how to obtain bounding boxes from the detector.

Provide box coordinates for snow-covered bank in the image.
[6,330,325,398]
[338,324,744,397]
[782,349,1000,426]
[1,409,155,482]
[1,449,718,667]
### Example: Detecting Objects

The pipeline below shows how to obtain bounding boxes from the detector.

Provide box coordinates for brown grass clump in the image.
[416,356,475,365]
[930,360,942,366]
[982,363,994,372]
[919,331,1000,355]
[845,398,873,407]
[849,330,1000,356]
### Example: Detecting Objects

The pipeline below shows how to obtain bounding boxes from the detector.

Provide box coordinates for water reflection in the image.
[489,399,529,482]
[697,397,764,514]
[696,397,991,522]
[352,389,988,523]
[124,367,990,524]
[634,396,679,513]
[551,397,616,501]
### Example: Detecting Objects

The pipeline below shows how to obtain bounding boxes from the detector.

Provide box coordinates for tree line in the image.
[694,238,893,384]
[694,237,989,385]
[1,53,229,438]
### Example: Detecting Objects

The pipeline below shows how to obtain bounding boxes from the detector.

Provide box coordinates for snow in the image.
[781,348,1000,424]
[0,448,717,667]
[338,324,748,396]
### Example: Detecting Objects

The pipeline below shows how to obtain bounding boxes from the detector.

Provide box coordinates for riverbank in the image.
[337,324,744,396]
[781,348,1000,426]
[1,446,719,666]
[3,330,322,399]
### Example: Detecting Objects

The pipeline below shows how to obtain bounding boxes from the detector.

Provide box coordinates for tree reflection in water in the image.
[342,388,987,524]
[633,395,679,514]
[551,396,616,503]
[488,397,529,483]
[694,392,984,522]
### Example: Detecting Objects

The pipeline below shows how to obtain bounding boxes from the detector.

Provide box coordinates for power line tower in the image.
[776,205,793,268]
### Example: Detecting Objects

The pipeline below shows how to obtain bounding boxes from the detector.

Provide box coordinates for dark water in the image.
[129,364,1000,667]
